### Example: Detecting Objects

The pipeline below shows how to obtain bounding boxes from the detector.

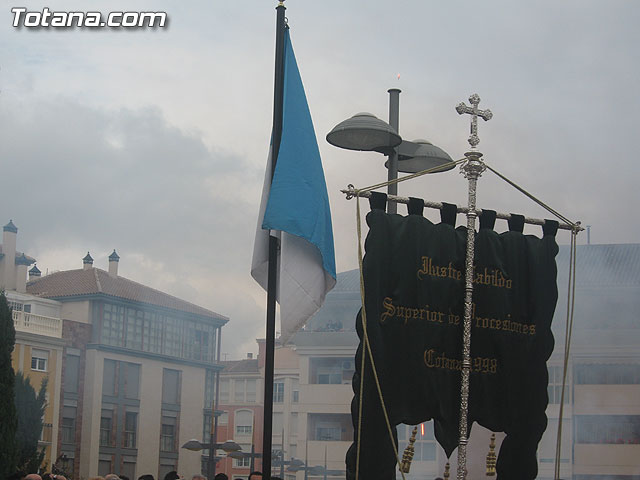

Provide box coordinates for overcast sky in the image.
[1,1,638,359]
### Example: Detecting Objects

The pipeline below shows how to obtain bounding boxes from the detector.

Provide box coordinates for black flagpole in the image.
[263,2,286,479]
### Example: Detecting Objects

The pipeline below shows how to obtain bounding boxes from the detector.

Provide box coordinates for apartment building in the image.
[0,219,230,479]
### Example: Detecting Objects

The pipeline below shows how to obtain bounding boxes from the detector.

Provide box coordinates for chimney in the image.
[29,264,41,281]
[247,352,253,359]
[108,249,120,276]
[1,220,18,291]
[83,252,93,270]
[15,253,31,293]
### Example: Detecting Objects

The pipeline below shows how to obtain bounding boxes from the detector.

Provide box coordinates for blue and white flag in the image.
[251,29,336,343]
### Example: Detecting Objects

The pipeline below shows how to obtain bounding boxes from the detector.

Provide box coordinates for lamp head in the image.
[385,139,455,173]
[326,112,402,154]
[182,439,203,451]
[219,440,242,452]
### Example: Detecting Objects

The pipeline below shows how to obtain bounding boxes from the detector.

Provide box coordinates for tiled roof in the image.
[220,358,259,374]
[26,267,228,320]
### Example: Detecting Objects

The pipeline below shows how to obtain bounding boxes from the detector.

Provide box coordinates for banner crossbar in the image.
[341,187,582,232]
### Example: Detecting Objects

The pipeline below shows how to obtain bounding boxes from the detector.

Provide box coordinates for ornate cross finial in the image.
[456,93,493,148]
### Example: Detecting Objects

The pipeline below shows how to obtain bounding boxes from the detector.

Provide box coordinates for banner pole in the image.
[263,2,286,479]
[457,149,485,480]
[455,93,493,480]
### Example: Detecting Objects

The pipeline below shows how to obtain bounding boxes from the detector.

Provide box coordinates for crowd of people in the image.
[7,471,281,480]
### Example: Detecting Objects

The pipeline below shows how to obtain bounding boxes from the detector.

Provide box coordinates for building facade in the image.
[26,254,229,479]
[0,218,231,479]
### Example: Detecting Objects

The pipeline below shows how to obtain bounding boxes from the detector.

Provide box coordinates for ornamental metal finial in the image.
[456,93,493,148]
[399,426,418,473]
[486,433,497,476]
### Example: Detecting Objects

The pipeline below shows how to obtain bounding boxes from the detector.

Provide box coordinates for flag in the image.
[251,28,336,343]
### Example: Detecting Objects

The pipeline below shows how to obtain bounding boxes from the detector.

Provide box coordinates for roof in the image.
[27,267,228,321]
[220,358,259,374]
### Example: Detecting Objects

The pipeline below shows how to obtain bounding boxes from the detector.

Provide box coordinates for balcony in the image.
[39,423,53,444]
[13,311,62,338]
[574,444,640,475]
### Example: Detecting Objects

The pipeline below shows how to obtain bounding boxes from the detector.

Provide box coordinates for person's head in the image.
[248,472,263,480]
[138,476,155,480]
[192,475,208,480]
[53,476,67,480]
[120,476,131,480]
[163,472,180,480]
[105,475,120,480]
[25,475,42,480]
[213,474,228,480]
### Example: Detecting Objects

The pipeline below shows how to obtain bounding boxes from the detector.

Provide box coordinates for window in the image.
[7,300,23,311]
[292,379,299,403]
[64,354,80,394]
[124,363,140,399]
[31,349,48,372]
[98,459,112,477]
[235,379,246,402]
[235,410,253,437]
[100,410,114,446]
[234,379,257,403]
[310,358,354,385]
[205,370,216,408]
[162,369,181,405]
[61,406,76,444]
[246,379,256,403]
[103,359,117,396]
[316,424,341,441]
[234,445,251,468]
[219,379,229,404]
[160,417,176,452]
[548,365,570,404]
[273,382,284,403]
[575,415,640,444]
[575,363,640,384]
[309,414,350,441]
[121,459,136,480]
[123,411,138,448]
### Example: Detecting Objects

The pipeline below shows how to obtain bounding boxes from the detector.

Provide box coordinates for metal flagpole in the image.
[263,2,287,479]
[455,93,493,480]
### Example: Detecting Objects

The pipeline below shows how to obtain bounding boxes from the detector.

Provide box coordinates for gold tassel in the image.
[399,426,418,473]
[486,433,497,476]
[444,461,450,480]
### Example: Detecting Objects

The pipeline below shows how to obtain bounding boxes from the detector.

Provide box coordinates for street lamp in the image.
[181,438,241,478]
[327,89,454,214]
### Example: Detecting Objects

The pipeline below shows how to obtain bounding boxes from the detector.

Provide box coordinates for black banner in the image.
[346,197,559,480]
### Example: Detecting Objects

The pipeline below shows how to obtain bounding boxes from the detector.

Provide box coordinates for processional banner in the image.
[346,195,559,480]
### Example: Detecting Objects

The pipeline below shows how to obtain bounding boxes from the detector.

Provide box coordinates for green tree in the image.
[15,372,48,473]
[0,291,17,478]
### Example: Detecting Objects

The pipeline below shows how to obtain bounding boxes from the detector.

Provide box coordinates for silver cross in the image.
[456,93,493,148]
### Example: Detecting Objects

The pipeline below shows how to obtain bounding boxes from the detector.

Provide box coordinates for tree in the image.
[0,291,18,478]
[15,371,48,473]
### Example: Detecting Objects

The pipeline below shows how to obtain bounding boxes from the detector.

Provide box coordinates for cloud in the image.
[0,96,267,356]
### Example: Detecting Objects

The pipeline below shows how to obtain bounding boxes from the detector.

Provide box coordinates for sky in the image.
[1,1,639,359]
